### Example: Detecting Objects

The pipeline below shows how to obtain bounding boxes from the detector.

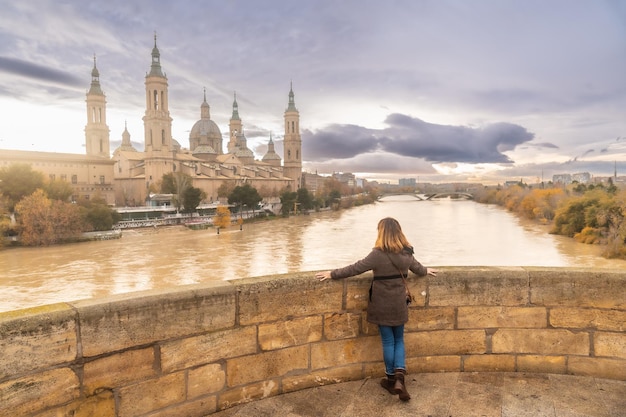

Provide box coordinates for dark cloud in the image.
[303,113,534,165]
[0,56,84,88]
[302,124,380,160]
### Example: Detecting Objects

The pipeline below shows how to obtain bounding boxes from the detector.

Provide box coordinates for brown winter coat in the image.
[330,247,428,326]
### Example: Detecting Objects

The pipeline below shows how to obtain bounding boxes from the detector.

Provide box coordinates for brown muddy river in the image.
[2,196,625,312]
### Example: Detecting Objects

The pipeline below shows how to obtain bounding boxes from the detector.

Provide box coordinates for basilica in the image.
[1,36,302,207]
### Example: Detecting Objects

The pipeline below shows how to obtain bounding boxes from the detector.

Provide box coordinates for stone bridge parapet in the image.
[1,267,624,416]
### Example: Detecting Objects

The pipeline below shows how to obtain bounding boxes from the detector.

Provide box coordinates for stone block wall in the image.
[0,268,624,416]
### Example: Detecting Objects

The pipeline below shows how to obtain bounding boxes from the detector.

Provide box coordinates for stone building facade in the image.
[1,36,302,207]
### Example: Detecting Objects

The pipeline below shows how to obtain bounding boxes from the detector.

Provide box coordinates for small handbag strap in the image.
[385,253,411,295]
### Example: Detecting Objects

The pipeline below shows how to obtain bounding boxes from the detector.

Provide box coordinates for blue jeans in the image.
[378,325,406,375]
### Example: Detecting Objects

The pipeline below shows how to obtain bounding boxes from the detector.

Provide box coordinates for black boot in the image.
[380,373,395,394]
[393,368,411,401]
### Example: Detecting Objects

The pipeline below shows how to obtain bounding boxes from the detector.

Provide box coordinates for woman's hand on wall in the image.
[315,271,332,281]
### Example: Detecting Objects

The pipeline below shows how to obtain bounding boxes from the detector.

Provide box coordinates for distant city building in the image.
[398,178,416,187]
[552,172,591,185]
[552,173,572,185]
[332,172,356,187]
[572,172,591,184]
[302,172,326,194]
[0,36,302,207]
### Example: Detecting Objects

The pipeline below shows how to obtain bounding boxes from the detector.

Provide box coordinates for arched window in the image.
[153,90,159,110]
[162,129,165,144]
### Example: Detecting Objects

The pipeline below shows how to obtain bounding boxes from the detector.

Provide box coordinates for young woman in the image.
[315,217,437,401]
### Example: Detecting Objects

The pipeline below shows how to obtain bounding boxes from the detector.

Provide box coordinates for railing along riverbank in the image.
[1,267,624,416]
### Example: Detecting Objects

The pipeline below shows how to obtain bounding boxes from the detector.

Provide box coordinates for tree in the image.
[213,205,231,229]
[182,186,205,213]
[296,187,314,212]
[0,163,45,212]
[280,190,297,216]
[217,181,236,199]
[228,183,262,218]
[75,195,121,231]
[45,178,74,202]
[161,172,192,212]
[15,189,83,245]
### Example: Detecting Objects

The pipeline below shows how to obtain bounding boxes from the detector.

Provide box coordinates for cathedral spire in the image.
[88,54,103,95]
[231,91,240,120]
[149,32,164,77]
[200,88,210,120]
[286,81,297,112]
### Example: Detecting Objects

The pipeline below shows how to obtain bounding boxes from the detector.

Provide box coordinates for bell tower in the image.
[85,55,110,158]
[228,92,242,153]
[283,83,302,189]
[142,34,174,187]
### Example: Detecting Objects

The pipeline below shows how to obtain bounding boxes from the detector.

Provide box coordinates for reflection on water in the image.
[2,197,625,312]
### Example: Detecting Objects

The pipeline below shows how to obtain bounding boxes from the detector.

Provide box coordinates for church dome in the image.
[189,92,223,154]
[192,144,217,155]
[189,119,222,141]
[234,147,255,159]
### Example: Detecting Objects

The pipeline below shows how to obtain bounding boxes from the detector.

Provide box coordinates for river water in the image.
[1,196,625,312]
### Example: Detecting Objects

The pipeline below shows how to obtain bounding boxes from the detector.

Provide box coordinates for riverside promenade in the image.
[211,372,626,417]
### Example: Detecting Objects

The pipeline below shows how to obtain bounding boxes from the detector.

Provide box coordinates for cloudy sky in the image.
[0,0,625,184]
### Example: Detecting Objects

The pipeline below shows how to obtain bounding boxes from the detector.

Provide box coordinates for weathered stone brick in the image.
[258,315,322,350]
[311,336,381,370]
[226,345,309,386]
[529,269,626,309]
[406,355,461,373]
[405,330,487,356]
[142,396,217,417]
[407,307,455,331]
[32,391,115,417]
[0,368,79,416]
[282,364,363,392]
[517,355,566,374]
[118,372,185,417]
[218,379,280,411]
[0,303,77,380]
[463,354,516,372]
[76,282,236,357]
[550,308,626,331]
[361,316,379,335]
[324,312,361,340]
[363,361,387,378]
[83,347,156,395]
[160,326,257,373]
[428,268,529,306]
[492,329,589,355]
[568,357,626,380]
[188,363,225,398]
[237,274,342,325]
[594,332,626,359]
[457,306,546,329]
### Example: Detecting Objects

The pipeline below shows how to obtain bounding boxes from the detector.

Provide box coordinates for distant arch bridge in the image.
[377,192,473,201]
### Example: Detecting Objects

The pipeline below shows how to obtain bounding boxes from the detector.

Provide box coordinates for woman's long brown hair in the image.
[374,217,411,253]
